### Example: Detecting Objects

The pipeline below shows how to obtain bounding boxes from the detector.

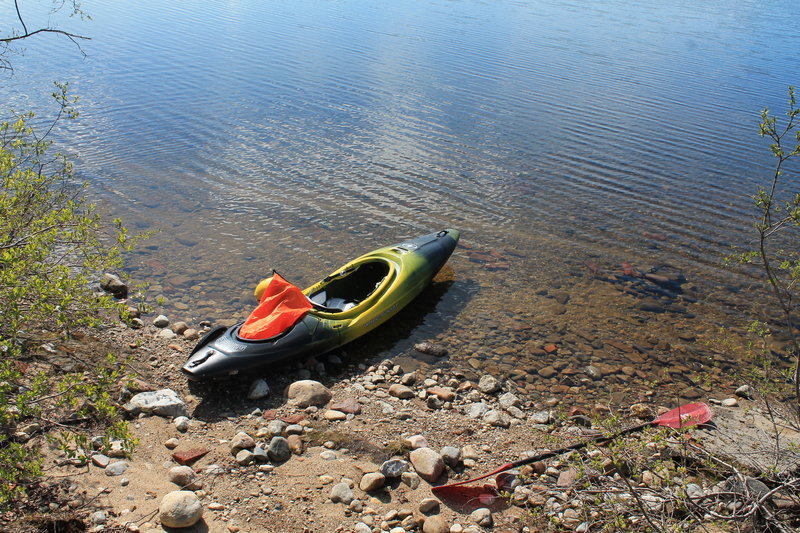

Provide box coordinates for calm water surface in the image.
[4,0,800,401]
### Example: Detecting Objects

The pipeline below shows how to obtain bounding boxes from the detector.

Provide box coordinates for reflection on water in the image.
[2,0,799,402]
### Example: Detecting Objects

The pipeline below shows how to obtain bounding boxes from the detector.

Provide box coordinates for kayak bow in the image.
[182,229,460,380]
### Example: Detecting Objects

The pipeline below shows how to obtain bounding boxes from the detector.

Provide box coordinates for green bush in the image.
[0,83,141,508]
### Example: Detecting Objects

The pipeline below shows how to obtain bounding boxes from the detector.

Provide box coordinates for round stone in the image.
[359,472,385,492]
[469,508,493,527]
[173,416,190,432]
[159,490,203,528]
[287,380,332,407]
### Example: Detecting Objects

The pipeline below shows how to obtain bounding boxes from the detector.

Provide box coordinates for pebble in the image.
[268,437,292,462]
[382,459,411,478]
[423,515,449,533]
[105,461,129,476]
[537,366,558,379]
[400,373,417,386]
[477,374,499,394]
[156,328,176,340]
[285,424,304,435]
[168,466,202,490]
[359,472,386,492]
[330,482,354,504]
[401,472,421,489]
[469,508,493,527]
[530,410,552,424]
[499,392,521,409]
[247,379,270,400]
[267,420,287,436]
[410,447,445,482]
[440,446,461,467]
[388,383,415,399]
[419,498,440,514]
[721,398,739,407]
[330,398,362,414]
[235,449,255,466]
[230,432,256,453]
[483,409,510,428]
[324,409,347,421]
[164,437,180,449]
[467,402,490,419]
[405,435,428,449]
[735,384,754,399]
[173,416,190,432]
[153,315,170,328]
[91,454,110,468]
[91,510,107,525]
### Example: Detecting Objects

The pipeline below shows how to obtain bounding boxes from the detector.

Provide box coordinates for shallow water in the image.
[3,0,799,402]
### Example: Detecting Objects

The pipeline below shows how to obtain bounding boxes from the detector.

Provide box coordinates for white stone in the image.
[173,416,190,432]
[124,389,188,418]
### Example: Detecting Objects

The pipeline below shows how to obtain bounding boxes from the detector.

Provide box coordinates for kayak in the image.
[182,229,460,380]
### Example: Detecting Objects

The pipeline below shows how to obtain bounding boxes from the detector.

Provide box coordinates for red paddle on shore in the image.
[432,402,712,504]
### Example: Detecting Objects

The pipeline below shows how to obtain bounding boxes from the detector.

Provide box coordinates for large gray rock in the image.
[124,389,188,418]
[159,490,203,528]
[287,380,331,407]
[410,447,445,483]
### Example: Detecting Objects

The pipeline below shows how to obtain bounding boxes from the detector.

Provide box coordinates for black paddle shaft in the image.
[508,421,653,470]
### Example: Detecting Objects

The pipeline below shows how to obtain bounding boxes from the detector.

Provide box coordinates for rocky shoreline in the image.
[15,311,799,533]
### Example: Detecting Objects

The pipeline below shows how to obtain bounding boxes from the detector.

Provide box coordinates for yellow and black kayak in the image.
[182,229,459,380]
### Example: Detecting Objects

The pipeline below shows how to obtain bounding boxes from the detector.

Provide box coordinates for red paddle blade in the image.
[431,483,507,512]
[654,402,712,429]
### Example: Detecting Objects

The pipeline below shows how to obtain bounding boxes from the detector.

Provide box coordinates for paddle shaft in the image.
[434,421,653,490]
[508,420,653,469]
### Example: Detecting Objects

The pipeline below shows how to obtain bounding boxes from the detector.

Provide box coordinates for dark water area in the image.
[3,0,800,405]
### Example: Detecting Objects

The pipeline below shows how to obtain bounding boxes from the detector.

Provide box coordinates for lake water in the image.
[4,0,800,403]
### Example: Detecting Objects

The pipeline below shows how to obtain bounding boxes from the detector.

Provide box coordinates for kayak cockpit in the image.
[306,258,396,317]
